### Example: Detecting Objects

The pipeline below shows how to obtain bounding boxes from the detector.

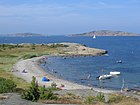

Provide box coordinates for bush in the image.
[51,82,57,88]
[0,77,17,93]
[39,84,58,100]
[21,76,58,102]
[84,96,96,104]
[21,76,40,102]
[22,54,37,59]
[109,94,123,103]
[67,93,77,99]
[84,93,105,104]
[40,88,58,100]
[48,44,69,48]
[96,92,105,102]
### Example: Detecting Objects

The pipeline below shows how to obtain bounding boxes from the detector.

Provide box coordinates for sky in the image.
[0,0,140,35]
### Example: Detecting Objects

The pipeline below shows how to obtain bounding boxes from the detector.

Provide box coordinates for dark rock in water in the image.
[54,71,57,73]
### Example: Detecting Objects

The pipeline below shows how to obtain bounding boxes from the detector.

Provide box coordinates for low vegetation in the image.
[84,96,97,104]
[0,77,16,93]
[108,94,140,105]
[96,92,105,102]
[84,93,140,105]
[84,92,105,104]
[21,76,58,102]
[0,43,66,88]
[48,43,69,48]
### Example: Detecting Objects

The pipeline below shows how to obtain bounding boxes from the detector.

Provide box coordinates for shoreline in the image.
[12,56,119,93]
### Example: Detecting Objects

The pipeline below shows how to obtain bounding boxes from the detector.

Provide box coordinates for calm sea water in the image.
[1,36,140,90]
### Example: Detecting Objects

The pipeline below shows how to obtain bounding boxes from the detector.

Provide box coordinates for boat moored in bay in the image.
[110,71,121,75]
[96,74,112,80]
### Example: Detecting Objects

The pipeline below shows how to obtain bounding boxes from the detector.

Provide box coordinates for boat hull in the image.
[97,74,112,80]
[110,71,120,75]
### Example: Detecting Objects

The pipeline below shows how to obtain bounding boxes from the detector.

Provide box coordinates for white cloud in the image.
[0,4,71,18]
[0,1,139,34]
[0,1,126,19]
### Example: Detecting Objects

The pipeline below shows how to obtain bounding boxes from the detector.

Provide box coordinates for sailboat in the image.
[93,35,96,39]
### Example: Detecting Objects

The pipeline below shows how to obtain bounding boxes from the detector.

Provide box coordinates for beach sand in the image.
[12,56,118,93]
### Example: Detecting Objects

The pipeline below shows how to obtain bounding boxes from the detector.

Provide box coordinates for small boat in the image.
[116,60,122,63]
[96,74,112,80]
[110,71,120,75]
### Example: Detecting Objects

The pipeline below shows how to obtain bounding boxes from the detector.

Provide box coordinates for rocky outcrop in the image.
[50,43,107,56]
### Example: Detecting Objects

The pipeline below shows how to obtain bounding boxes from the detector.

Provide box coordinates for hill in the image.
[14,33,42,37]
[72,30,139,36]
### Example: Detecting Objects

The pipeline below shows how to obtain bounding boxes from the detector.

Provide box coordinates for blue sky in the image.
[0,0,140,35]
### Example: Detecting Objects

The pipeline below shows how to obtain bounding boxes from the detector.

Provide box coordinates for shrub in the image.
[0,49,3,52]
[96,92,105,102]
[109,94,123,103]
[31,47,35,50]
[67,93,77,99]
[21,76,58,102]
[21,76,40,102]
[40,89,58,100]
[31,44,36,50]
[22,54,37,59]
[84,96,96,104]
[0,77,17,93]
[51,82,57,88]
[39,85,46,100]
[49,44,69,48]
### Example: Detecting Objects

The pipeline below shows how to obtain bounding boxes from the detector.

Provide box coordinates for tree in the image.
[21,76,40,102]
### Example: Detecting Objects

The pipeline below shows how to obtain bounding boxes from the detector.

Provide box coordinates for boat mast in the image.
[121,78,125,93]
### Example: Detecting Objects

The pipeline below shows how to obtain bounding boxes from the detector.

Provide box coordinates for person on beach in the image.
[22,69,27,73]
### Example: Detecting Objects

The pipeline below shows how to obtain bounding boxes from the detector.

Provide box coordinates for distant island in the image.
[14,33,43,37]
[0,33,43,37]
[1,30,139,37]
[72,30,140,36]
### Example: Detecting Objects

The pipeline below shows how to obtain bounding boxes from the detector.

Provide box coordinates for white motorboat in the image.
[110,71,120,75]
[96,74,112,80]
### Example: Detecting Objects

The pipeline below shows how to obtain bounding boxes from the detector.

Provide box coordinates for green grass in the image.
[0,77,16,93]
[0,44,64,89]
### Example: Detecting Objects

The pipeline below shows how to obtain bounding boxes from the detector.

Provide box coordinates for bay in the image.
[1,36,140,90]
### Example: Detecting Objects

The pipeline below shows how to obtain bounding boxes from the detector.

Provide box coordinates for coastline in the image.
[12,56,119,93]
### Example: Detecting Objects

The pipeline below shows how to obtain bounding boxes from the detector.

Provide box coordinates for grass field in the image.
[0,44,65,88]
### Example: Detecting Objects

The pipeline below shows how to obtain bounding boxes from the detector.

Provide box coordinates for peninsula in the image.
[49,43,107,56]
[11,43,108,89]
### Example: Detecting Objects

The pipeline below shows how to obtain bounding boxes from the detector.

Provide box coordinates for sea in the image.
[1,36,140,90]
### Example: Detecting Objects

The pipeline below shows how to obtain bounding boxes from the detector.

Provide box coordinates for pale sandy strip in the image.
[13,56,119,93]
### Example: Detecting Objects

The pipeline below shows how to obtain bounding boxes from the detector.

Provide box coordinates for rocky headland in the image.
[49,43,107,56]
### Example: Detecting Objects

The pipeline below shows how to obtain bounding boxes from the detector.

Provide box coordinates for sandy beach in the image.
[12,56,118,93]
